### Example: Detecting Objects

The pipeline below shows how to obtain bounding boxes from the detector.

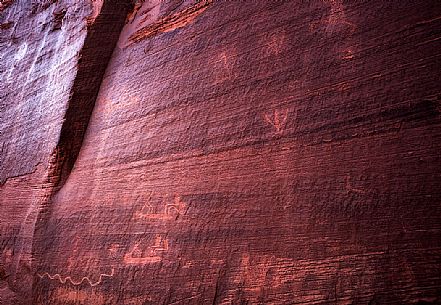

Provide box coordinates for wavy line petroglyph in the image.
[37,268,114,287]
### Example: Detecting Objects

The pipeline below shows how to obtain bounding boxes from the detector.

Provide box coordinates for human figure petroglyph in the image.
[133,192,154,219]
[215,49,237,82]
[326,0,357,60]
[326,0,356,34]
[124,243,145,263]
[264,109,288,133]
[221,52,233,77]
[233,253,282,296]
[309,0,356,34]
[135,204,155,218]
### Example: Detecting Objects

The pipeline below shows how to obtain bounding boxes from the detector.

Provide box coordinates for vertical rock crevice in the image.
[33,0,134,233]
[49,0,133,190]
[21,1,133,303]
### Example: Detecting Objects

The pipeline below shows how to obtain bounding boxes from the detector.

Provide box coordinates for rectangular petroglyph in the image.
[123,234,169,265]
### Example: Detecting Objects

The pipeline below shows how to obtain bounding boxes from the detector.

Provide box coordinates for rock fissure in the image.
[1,1,134,303]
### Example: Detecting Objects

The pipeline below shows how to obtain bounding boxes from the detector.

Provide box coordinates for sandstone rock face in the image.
[0,0,130,303]
[1,0,441,304]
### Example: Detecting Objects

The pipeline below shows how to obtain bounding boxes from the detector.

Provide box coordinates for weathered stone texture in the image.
[1,0,130,303]
[1,0,441,304]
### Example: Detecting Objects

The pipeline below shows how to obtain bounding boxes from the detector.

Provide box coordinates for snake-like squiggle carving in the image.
[37,268,114,287]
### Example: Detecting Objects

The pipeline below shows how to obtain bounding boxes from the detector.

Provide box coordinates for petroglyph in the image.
[52,287,106,305]
[215,49,237,82]
[265,32,286,56]
[325,0,357,60]
[37,268,115,287]
[309,1,355,34]
[337,82,351,92]
[123,296,153,305]
[123,235,169,265]
[135,193,188,220]
[231,254,282,296]
[341,48,354,60]
[125,51,135,67]
[345,174,365,194]
[108,243,120,255]
[151,234,169,252]
[134,192,154,218]
[165,195,187,216]
[3,248,13,265]
[325,0,356,34]
[124,243,160,264]
[264,109,289,133]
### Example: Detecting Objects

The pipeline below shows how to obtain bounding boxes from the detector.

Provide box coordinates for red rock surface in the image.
[1,0,441,304]
[1,0,130,303]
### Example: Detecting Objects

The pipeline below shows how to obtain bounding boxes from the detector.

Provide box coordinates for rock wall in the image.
[0,0,130,303]
[1,0,441,304]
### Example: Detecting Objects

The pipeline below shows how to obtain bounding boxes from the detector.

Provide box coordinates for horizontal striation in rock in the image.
[33,0,441,304]
[0,0,132,304]
[1,0,441,304]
